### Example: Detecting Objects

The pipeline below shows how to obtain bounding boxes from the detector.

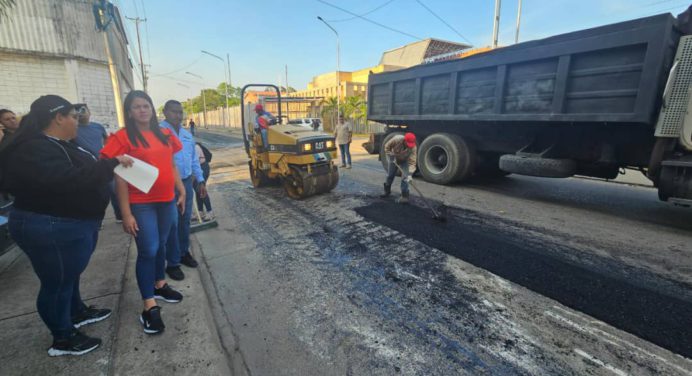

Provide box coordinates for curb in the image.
[193,233,250,376]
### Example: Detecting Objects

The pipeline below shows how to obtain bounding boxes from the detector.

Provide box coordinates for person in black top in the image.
[0,95,133,357]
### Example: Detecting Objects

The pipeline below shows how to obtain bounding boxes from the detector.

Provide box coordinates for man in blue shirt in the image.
[73,103,122,222]
[254,104,276,148]
[160,100,207,281]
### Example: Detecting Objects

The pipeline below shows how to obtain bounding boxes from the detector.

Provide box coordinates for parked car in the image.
[288,118,323,131]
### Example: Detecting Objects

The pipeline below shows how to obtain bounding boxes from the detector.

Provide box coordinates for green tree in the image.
[320,96,341,131]
[217,82,241,102]
[183,81,243,114]
[343,96,367,122]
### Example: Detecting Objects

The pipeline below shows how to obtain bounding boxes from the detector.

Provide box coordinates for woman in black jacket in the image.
[0,95,133,357]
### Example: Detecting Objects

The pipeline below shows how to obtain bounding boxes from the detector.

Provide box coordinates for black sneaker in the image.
[154,283,183,303]
[140,306,165,335]
[165,266,185,281]
[48,330,101,356]
[180,252,198,268]
[72,306,112,328]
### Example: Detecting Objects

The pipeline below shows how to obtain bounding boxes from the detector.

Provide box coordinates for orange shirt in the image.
[101,128,182,204]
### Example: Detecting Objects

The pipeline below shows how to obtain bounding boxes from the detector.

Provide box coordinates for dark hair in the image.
[0,109,14,118]
[0,98,72,159]
[123,90,169,148]
[163,100,182,111]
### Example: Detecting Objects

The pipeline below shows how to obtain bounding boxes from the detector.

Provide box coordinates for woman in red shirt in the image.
[101,90,185,334]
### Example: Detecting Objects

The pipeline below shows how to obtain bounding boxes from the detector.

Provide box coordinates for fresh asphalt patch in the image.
[355,200,692,359]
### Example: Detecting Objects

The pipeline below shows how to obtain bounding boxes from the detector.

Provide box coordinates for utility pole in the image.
[96,4,125,128]
[317,16,340,128]
[515,0,522,44]
[492,0,501,48]
[126,16,148,92]
[227,53,234,127]
[186,71,207,127]
[201,50,229,127]
[285,64,289,95]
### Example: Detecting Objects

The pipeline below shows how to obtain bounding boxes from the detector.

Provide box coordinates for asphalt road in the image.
[194,129,692,375]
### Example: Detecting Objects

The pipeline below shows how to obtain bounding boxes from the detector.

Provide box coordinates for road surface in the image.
[194,129,692,376]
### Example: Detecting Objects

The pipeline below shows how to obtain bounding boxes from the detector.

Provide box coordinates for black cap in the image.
[30,95,75,116]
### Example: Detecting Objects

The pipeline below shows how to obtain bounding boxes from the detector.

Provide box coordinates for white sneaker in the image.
[206,210,214,220]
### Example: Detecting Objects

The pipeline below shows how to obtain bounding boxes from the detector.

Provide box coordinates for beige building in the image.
[288,38,471,103]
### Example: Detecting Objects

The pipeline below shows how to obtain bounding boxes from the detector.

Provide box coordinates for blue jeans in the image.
[166,177,193,267]
[385,158,410,195]
[339,143,352,166]
[260,129,268,148]
[195,164,212,212]
[8,209,100,340]
[131,201,177,299]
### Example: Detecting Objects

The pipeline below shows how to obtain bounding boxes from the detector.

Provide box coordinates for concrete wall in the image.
[0,52,127,127]
[0,0,133,127]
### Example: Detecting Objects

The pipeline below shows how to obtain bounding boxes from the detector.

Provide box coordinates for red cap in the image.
[404,132,416,148]
[254,104,263,111]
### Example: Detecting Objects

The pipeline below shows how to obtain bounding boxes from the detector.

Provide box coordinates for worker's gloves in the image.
[404,175,413,183]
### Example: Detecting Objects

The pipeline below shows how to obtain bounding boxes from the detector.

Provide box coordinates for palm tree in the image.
[343,95,366,122]
[320,96,340,131]
[0,0,15,22]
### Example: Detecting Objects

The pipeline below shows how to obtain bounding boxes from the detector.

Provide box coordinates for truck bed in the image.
[368,14,681,126]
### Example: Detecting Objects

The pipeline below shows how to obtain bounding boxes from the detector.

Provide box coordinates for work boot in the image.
[397,191,410,204]
[379,183,391,198]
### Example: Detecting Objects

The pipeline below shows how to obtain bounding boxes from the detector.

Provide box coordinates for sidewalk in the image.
[0,210,231,375]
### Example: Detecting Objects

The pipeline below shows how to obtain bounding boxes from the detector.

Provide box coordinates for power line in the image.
[139,0,151,65]
[624,0,689,17]
[149,55,204,77]
[131,0,139,16]
[126,16,148,92]
[640,0,674,7]
[110,0,144,86]
[326,0,397,22]
[316,0,423,40]
[414,0,473,45]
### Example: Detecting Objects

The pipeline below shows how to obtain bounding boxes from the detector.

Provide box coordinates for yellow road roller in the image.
[241,84,339,199]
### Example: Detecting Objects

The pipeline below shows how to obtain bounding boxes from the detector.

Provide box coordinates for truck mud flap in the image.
[499,155,576,178]
[362,141,378,155]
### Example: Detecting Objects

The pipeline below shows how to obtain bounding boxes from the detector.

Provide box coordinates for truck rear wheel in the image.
[418,133,476,184]
[499,155,576,178]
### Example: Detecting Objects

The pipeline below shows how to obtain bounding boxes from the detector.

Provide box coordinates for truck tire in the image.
[418,133,476,184]
[380,132,405,174]
[499,155,576,178]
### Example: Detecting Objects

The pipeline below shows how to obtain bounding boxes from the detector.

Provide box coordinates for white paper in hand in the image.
[114,154,159,194]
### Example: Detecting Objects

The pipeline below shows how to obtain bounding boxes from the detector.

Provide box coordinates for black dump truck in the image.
[367,13,692,204]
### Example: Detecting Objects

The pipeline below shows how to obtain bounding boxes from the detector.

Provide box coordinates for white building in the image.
[0,0,134,127]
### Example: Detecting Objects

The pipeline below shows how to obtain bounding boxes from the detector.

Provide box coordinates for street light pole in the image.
[317,16,340,129]
[227,53,234,127]
[492,0,501,48]
[515,0,522,44]
[201,50,229,127]
[186,71,207,128]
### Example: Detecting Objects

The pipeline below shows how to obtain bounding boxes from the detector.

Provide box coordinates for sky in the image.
[112,0,691,107]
